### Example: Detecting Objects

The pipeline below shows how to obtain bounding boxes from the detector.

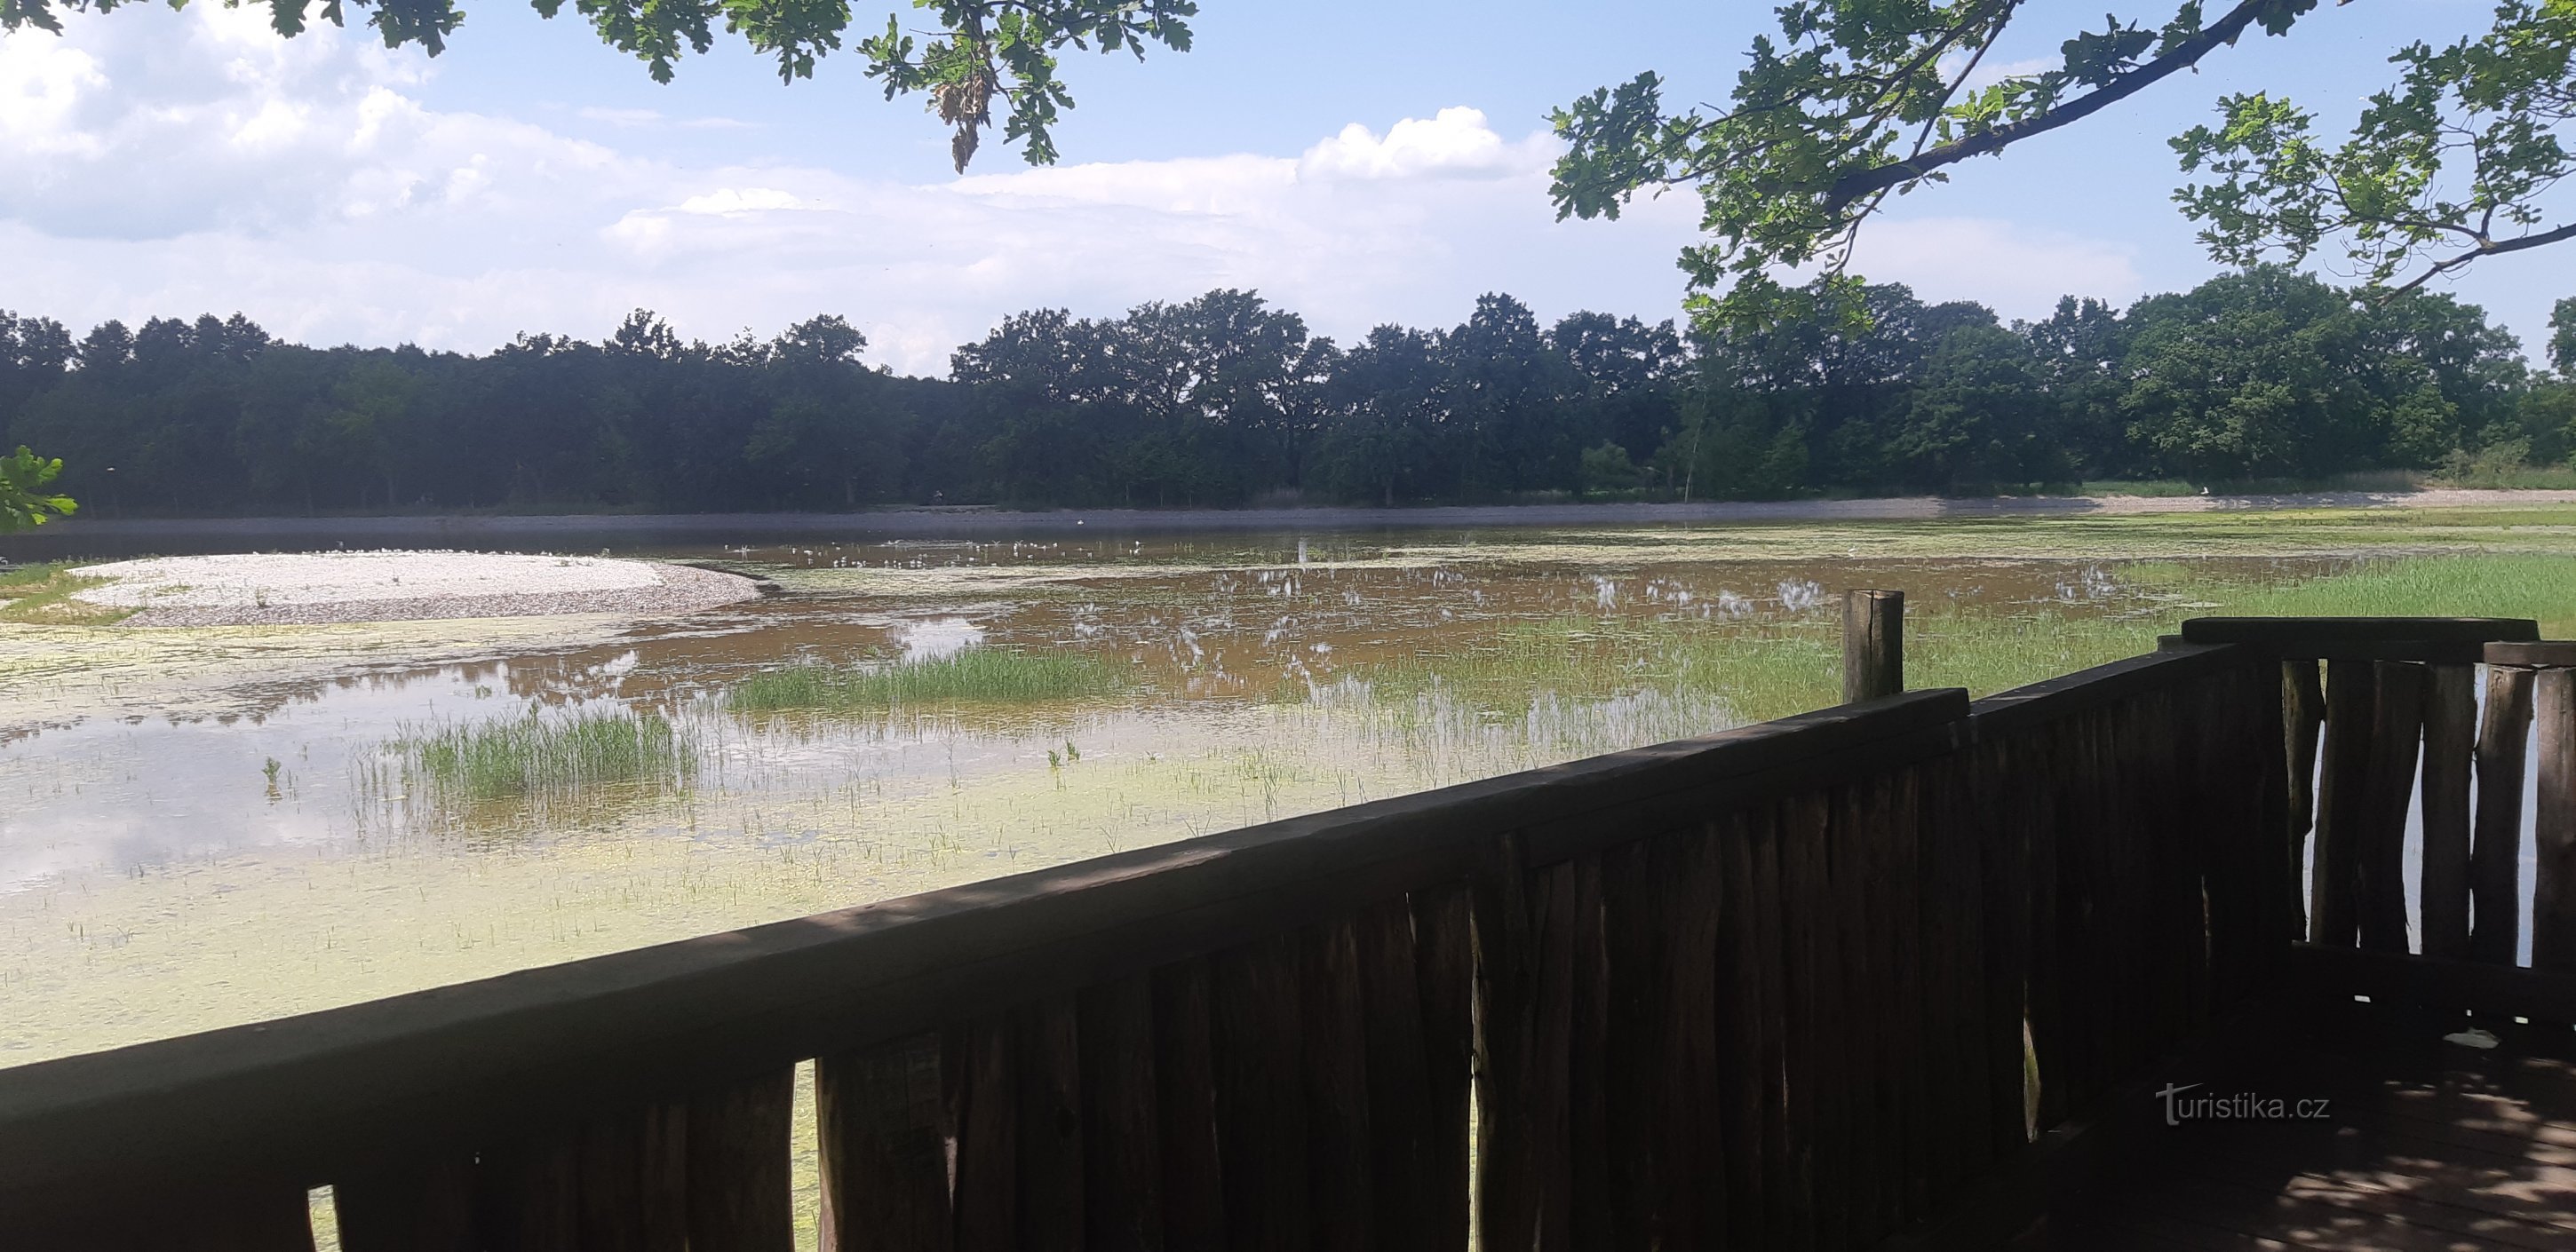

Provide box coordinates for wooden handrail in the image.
[12,617,2563,1252]
[0,690,1972,1208]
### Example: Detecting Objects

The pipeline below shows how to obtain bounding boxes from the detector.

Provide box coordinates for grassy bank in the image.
[727,647,1127,714]
[1326,553,2576,731]
[0,562,129,626]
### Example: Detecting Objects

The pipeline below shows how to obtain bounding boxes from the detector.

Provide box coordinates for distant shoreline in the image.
[9,488,2576,559]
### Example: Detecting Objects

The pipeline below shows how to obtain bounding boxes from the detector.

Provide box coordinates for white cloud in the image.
[1296,106,1556,181]
[0,7,2154,374]
[672,187,812,215]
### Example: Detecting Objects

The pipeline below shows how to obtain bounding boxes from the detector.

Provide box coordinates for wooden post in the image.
[1842,590,1904,704]
[2536,668,2576,971]
[2357,662,2426,953]
[2471,664,2535,964]
[2418,665,2477,959]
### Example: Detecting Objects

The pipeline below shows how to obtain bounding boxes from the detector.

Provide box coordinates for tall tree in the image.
[5,0,1197,171]
[1549,1,2576,329]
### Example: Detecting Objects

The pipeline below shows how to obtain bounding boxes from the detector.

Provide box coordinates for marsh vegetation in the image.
[11,509,2576,1074]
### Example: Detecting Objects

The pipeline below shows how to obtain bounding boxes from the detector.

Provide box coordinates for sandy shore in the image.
[69,551,762,626]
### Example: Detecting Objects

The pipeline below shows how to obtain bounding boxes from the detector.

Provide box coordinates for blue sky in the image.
[2,0,2563,373]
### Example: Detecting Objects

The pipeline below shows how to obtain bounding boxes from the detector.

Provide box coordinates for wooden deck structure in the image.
[4,614,2575,1250]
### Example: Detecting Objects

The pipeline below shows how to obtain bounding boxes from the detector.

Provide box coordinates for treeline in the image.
[3,267,2571,515]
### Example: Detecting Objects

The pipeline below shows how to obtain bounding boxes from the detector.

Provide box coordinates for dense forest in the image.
[3,267,2572,516]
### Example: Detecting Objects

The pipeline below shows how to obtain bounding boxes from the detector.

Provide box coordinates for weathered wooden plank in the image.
[1301,917,1373,1252]
[336,1156,477,1252]
[576,1102,688,1252]
[2359,662,2428,953]
[2283,658,2326,946]
[1078,974,1162,1252]
[1972,736,2033,1162]
[2474,665,2537,965]
[820,1033,951,1252]
[1884,766,1932,1227]
[1014,997,1084,1252]
[29,1181,327,1252]
[1650,828,1724,1249]
[1744,806,1795,1248]
[1525,860,1578,1252]
[2019,730,2065,1139]
[1352,895,1433,1248]
[2311,660,2378,947]
[1566,854,1615,1252]
[1834,774,1887,1241]
[1598,838,1664,1251]
[685,1068,795,1252]
[1713,812,1769,1252]
[1777,790,1833,1248]
[1410,884,1475,1252]
[1471,834,1536,1252]
[2538,669,2576,974]
[1212,932,1308,1252]
[947,1021,1014,1252]
[477,1127,579,1252]
[2420,664,2478,960]
[2182,616,2539,646]
[1149,958,1223,1249]
[1843,589,1905,703]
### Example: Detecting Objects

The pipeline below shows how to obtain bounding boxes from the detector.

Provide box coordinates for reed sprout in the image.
[727,648,1126,714]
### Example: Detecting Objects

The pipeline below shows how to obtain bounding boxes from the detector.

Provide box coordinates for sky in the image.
[0,0,2564,376]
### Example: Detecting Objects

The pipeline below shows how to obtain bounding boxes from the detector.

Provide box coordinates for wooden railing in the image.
[0,617,2563,1251]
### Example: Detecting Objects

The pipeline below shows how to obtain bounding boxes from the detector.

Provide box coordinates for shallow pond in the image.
[2,514,2565,1066]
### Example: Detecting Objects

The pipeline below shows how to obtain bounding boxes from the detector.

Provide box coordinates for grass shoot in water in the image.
[396,708,696,805]
[727,647,1126,713]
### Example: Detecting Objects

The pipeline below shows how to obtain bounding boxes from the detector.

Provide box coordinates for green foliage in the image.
[0,0,1193,170]
[0,444,75,533]
[727,646,1126,712]
[2173,1,2576,292]
[0,276,2557,515]
[398,709,695,804]
[0,561,130,625]
[1553,0,2570,327]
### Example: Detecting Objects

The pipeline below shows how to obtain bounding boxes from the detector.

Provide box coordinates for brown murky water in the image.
[0,525,2338,1065]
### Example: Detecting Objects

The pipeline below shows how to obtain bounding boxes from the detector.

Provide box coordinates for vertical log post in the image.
[2358,662,2426,954]
[2419,665,2477,959]
[1842,590,1904,704]
[2472,661,2536,964]
[2282,661,2326,940]
[2537,667,2576,971]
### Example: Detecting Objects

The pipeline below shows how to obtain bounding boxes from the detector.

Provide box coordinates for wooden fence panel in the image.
[2420,664,2478,959]
[1077,975,1161,1252]
[1212,933,1307,1252]
[2359,662,2427,953]
[1410,884,1475,1252]
[2312,660,2379,947]
[1300,919,1371,1252]
[2472,665,2535,964]
[1351,896,1434,1248]
[686,1069,795,1252]
[337,1156,477,1252]
[477,1127,578,1252]
[2283,660,2326,939]
[1014,998,1084,1252]
[1149,959,1223,1248]
[820,1034,950,1252]
[2537,669,2576,972]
